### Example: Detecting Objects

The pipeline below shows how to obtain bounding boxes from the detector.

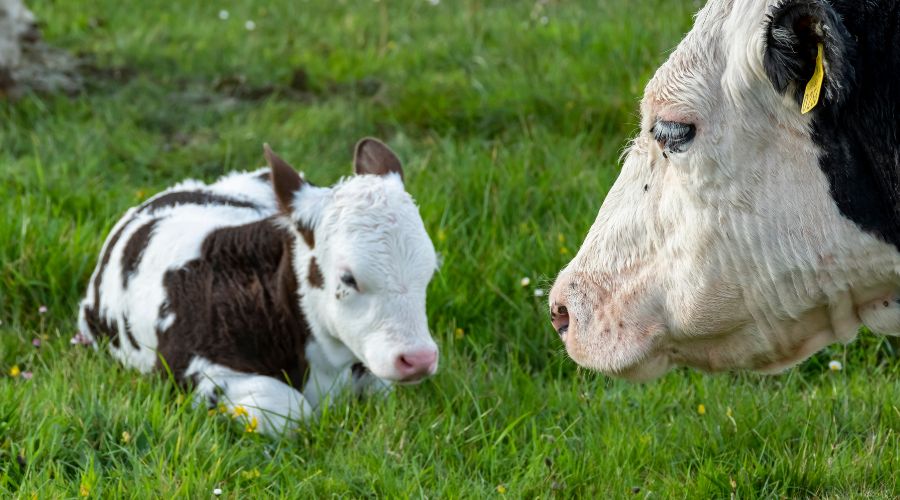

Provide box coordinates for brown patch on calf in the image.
[308,257,324,289]
[85,218,134,347]
[139,191,258,214]
[157,217,311,388]
[82,304,120,348]
[123,318,140,350]
[297,222,315,248]
[121,218,159,288]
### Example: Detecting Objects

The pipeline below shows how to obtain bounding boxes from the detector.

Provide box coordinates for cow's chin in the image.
[562,325,671,381]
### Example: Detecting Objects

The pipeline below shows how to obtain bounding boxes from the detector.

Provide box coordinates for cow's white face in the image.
[550,0,900,380]
[268,140,439,383]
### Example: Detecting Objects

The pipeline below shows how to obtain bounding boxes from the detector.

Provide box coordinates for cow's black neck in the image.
[813,0,900,251]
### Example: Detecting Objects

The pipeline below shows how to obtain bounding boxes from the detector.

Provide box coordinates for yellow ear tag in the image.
[801,43,825,114]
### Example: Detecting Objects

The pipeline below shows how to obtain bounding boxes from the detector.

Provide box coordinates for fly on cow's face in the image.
[652,120,696,154]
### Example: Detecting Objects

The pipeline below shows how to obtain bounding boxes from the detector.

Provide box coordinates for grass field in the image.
[2,0,899,497]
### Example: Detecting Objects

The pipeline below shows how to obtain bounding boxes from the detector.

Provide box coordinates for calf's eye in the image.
[340,272,358,290]
[652,120,696,154]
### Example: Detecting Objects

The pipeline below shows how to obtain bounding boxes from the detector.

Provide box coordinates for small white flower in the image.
[218,10,229,20]
[38,305,48,314]
[539,16,549,25]
[520,277,531,287]
[245,20,256,31]
[533,288,545,297]
[828,360,843,372]
[213,488,223,496]
[428,0,440,5]
[70,332,93,345]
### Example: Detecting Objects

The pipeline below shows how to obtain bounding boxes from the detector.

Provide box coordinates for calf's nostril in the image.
[396,350,438,378]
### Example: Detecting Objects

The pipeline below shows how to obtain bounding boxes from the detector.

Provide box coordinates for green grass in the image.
[1,0,898,497]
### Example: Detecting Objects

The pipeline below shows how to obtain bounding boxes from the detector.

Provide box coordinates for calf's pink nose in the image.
[396,349,438,381]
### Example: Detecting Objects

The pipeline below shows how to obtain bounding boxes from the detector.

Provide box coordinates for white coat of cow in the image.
[550,0,900,380]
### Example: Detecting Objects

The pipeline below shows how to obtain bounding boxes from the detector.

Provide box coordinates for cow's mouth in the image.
[559,318,670,381]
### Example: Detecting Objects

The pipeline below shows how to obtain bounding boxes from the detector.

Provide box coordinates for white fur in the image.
[551,0,900,380]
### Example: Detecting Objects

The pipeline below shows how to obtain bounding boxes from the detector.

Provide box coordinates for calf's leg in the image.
[186,357,313,436]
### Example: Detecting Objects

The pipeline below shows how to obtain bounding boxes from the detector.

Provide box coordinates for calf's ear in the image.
[264,144,305,213]
[353,137,404,182]
[763,0,855,110]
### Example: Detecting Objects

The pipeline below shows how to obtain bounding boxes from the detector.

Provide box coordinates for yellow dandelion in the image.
[496,484,507,494]
[121,431,131,444]
[232,405,248,418]
[79,484,90,497]
[726,407,733,418]
[697,404,706,415]
[245,416,258,433]
[454,328,465,340]
[557,233,565,243]
[240,468,261,480]
[559,246,569,255]
[9,365,20,377]
[437,229,447,242]
[217,402,228,414]
[175,394,185,405]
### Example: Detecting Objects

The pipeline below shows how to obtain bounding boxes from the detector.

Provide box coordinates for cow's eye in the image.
[340,272,358,290]
[652,120,696,154]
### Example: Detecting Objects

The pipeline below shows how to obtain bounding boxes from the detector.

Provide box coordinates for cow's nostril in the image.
[550,303,570,338]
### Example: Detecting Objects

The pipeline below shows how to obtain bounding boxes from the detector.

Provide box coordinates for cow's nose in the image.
[551,302,570,338]
[395,349,438,381]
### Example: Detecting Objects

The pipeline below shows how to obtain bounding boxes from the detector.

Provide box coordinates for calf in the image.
[79,138,439,435]
[550,0,900,380]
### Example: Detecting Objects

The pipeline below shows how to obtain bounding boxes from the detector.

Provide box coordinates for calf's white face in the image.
[268,140,439,383]
[550,0,900,380]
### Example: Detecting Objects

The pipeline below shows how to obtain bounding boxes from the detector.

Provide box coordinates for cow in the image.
[549,0,900,380]
[78,138,440,435]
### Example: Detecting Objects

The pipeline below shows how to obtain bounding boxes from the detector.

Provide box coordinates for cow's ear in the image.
[763,0,855,110]
[353,137,404,182]
[264,144,305,213]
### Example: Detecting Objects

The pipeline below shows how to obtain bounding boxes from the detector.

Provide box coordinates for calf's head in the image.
[551,0,900,380]
[266,138,438,383]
